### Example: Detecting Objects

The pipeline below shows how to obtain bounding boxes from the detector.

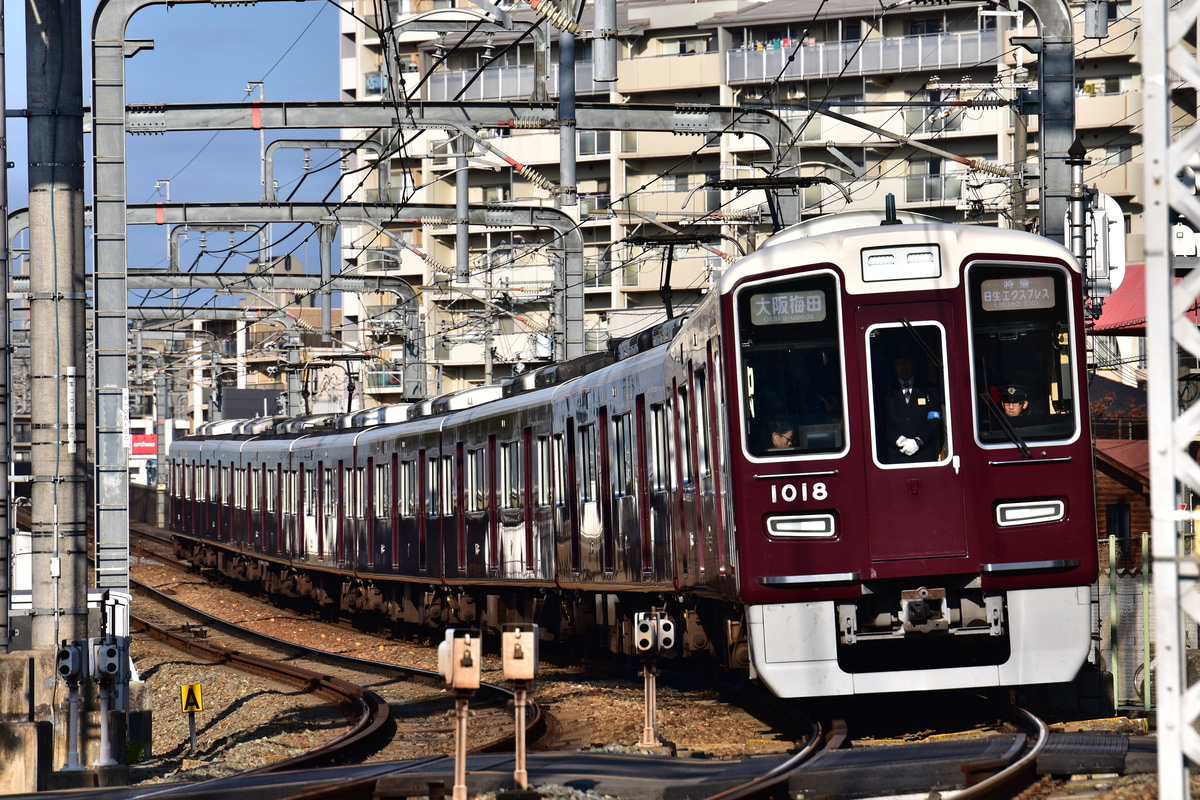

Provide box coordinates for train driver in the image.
[881,349,943,463]
[999,384,1043,423]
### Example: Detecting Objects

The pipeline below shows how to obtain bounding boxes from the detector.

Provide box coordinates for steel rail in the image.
[130,599,391,772]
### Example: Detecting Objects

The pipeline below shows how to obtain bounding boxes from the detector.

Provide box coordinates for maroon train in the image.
[169,209,1099,697]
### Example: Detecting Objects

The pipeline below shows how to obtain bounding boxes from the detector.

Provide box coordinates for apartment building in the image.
[337,0,1146,402]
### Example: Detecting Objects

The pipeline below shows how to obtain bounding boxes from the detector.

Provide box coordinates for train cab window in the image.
[736,272,846,458]
[868,324,948,465]
[968,264,1078,444]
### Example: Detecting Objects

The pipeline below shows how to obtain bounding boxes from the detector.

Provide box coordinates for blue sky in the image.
[5,0,342,276]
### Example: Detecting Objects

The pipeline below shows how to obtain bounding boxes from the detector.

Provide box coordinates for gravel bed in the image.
[129,560,798,786]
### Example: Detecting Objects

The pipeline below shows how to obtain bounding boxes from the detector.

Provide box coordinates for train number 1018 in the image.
[770,482,828,503]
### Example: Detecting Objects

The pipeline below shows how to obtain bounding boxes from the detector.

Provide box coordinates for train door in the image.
[859,305,966,561]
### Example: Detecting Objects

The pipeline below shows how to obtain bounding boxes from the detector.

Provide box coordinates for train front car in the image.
[724,213,1098,697]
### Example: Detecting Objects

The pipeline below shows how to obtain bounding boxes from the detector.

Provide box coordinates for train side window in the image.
[649,402,672,492]
[501,440,524,510]
[535,435,552,507]
[579,423,598,502]
[250,467,261,511]
[694,368,712,478]
[266,469,277,513]
[323,468,335,516]
[467,448,486,512]
[284,470,295,515]
[399,460,416,517]
[552,433,567,507]
[677,385,694,487]
[374,462,390,518]
[442,455,456,516]
[303,468,315,515]
[968,263,1077,443]
[614,413,634,497]
[427,455,440,517]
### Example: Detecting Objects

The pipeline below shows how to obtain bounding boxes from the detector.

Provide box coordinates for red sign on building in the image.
[131,434,158,456]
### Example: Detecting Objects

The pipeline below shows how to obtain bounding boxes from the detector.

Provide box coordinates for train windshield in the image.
[736,273,846,458]
[968,263,1078,444]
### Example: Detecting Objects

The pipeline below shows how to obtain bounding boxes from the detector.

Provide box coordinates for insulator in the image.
[517,165,555,192]
[525,0,583,35]
[420,216,450,226]
[424,256,451,274]
[973,161,1010,178]
[511,117,554,129]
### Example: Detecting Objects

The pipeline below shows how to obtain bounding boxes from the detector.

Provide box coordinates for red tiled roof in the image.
[1090,263,1200,335]
[1094,438,1149,478]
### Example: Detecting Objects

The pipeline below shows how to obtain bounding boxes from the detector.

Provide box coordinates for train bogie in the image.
[169,209,1099,698]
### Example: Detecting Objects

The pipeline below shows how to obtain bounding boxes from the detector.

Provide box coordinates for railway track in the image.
[124,524,1154,800]
[131,577,536,768]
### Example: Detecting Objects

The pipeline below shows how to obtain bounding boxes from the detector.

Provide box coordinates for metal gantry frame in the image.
[1146,0,1200,794]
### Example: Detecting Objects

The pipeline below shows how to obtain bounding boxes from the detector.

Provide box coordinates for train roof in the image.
[721,212,1079,296]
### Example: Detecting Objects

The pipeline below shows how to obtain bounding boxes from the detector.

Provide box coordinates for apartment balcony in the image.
[424,60,607,102]
[726,30,1002,85]
[1088,160,1142,199]
[1075,90,1140,130]
[616,187,724,217]
[616,52,722,94]
[434,330,553,365]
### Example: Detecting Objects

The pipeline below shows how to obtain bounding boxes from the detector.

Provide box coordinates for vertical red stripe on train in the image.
[336,461,345,563]
[366,457,375,569]
[487,435,498,571]
[391,452,400,569]
[635,395,652,573]
[523,427,534,571]
[707,341,728,574]
[457,443,467,573]
[316,461,324,560]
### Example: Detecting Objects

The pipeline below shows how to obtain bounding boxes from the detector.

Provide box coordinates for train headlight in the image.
[995,500,1065,527]
[767,514,836,538]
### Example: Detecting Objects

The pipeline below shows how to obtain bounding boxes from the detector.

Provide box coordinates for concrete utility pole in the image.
[0,5,11,656]
[28,0,88,656]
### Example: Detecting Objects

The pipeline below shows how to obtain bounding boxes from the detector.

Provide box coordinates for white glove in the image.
[896,436,919,456]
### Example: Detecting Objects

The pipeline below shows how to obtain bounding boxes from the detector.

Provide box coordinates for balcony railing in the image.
[425,60,604,102]
[904,173,963,204]
[727,30,1002,84]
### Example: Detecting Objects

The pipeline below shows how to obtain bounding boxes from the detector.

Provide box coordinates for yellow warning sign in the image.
[180,684,203,713]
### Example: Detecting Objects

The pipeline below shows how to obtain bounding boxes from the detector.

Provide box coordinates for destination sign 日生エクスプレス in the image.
[750,290,826,325]
[979,277,1055,311]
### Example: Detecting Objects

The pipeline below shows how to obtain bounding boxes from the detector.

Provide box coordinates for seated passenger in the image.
[768,421,795,451]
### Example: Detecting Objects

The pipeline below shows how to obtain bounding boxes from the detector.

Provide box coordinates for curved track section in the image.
[131,578,543,768]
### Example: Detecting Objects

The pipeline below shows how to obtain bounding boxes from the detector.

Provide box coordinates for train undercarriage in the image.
[172,535,751,672]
